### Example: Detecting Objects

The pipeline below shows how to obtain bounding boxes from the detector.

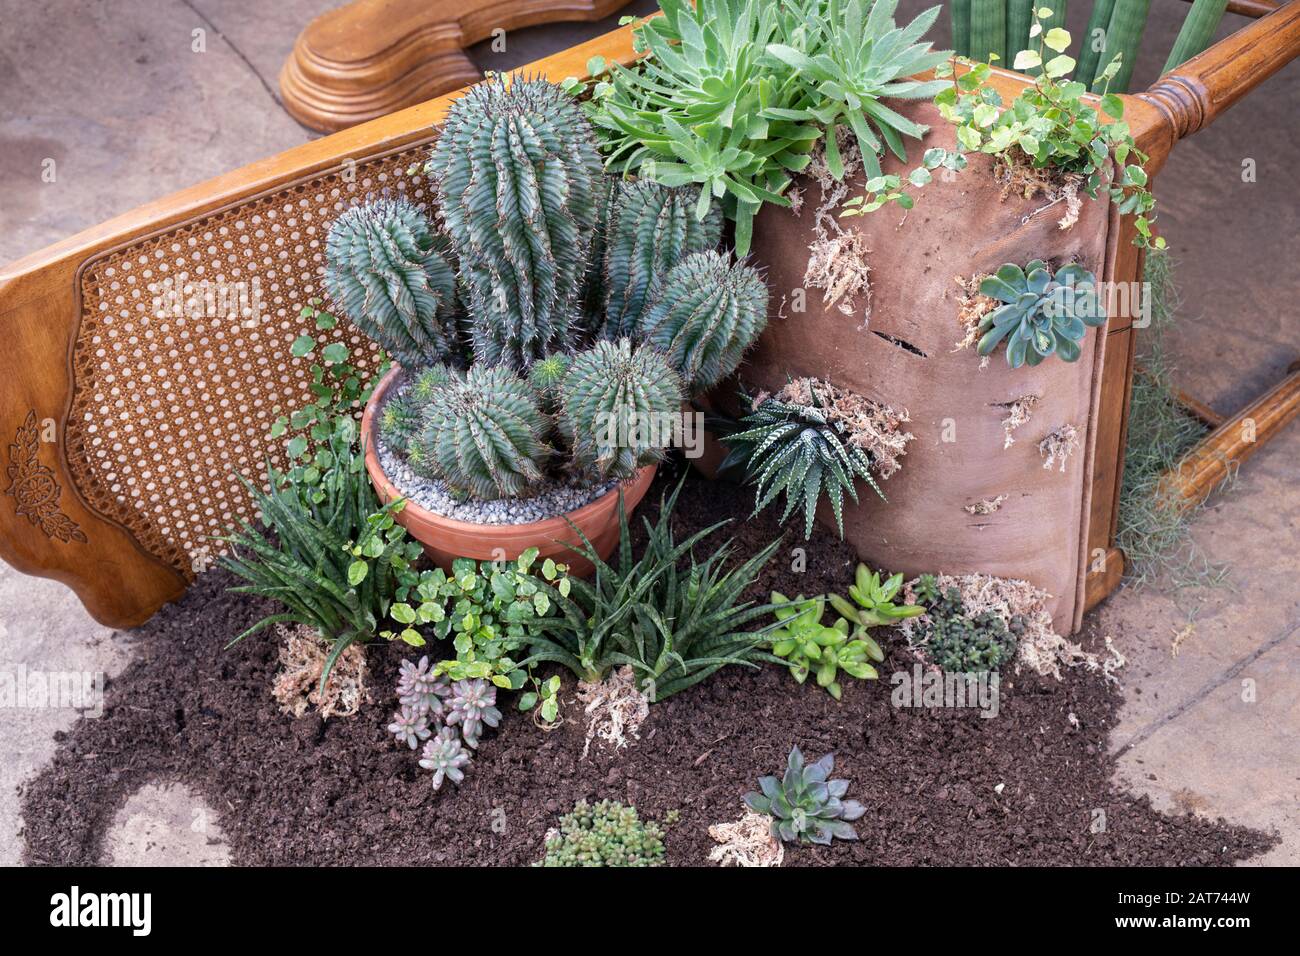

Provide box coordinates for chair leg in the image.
[1161,360,1300,510]
[279,0,635,132]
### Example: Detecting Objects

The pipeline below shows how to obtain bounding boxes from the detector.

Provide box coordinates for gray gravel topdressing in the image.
[375,430,620,526]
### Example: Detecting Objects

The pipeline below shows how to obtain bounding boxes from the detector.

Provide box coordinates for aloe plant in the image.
[218,415,422,695]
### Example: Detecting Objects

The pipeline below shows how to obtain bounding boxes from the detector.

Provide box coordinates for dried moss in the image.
[1115,249,1231,590]
[993,394,1040,449]
[800,131,872,318]
[271,624,371,719]
[995,151,1083,231]
[1039,423,1080,472]
[771,377,914,479]
[901,573,1125,682]
[708,808,785,867]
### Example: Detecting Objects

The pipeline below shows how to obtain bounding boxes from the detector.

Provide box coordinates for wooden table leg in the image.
[279,0,635,132]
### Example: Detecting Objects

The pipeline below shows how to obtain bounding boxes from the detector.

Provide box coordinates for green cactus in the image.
[528,353,570,412]
[559,338,682,481]
[410,364,551,499]
[581,176,615,329]
[426,75,605,369]
[634,251,769,395]
[601,180,723,339]
[323,198,460,369]
[380,364,456,455]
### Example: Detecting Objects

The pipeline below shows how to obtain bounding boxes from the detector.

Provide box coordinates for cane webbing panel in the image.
[68,143,435,578]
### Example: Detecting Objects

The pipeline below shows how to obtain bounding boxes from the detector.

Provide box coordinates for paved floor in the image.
[0,0,1295,865]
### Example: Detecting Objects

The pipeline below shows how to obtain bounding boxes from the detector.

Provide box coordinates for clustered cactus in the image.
[427,77,605,369]
[636,251,769,395]
[559,339,682,480]
[744,746,867,846]
[324,75,771,502]
[603,180,723,338]
[536,799,666,867]
[912,575,1024,672]
[323,199,460,370]
[388,657,499,790]
[416,364,552,500]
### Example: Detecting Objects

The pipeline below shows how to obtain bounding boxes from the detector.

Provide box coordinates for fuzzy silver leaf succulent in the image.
[445,678,502,750]
[387,705,432,750]
[418,727,471,790]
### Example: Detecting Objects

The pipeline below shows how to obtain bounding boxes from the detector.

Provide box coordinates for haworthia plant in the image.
[323,198,460,369]
[602,180,722,339]
[426,75,605,369]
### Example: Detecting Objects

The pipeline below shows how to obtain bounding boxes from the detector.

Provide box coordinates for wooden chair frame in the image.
[2,5,1298,629]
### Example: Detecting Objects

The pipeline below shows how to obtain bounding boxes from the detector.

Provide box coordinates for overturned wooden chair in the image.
[1,5,1297,629]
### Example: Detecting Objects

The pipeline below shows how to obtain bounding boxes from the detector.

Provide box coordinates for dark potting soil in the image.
[19,465,1276,866]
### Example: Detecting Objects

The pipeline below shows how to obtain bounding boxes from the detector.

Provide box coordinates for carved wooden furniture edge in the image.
[280,0,636,132]
[1131,1,1300,169]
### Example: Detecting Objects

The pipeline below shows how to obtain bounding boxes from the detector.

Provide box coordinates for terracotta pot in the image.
[743,98,1114,636]
[683,397,730,482]
[362,367,657,577]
